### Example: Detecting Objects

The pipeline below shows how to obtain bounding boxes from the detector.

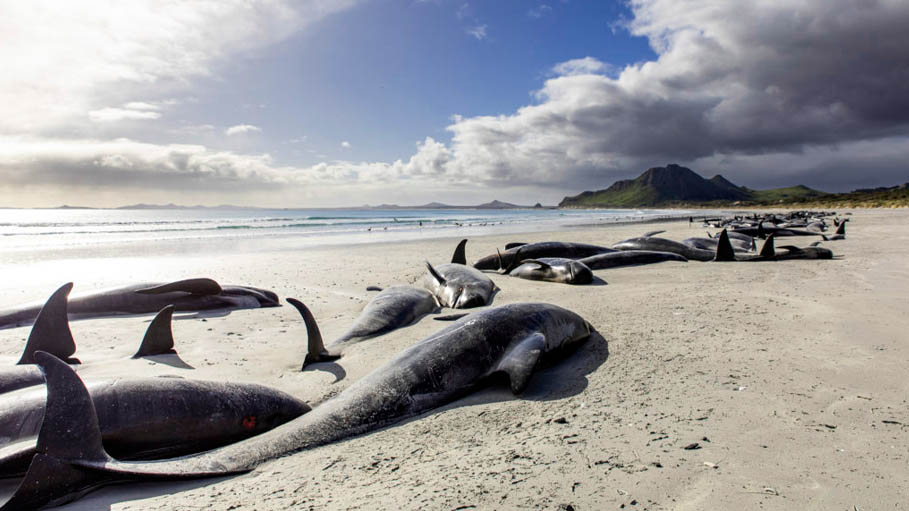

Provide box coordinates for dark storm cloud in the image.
[419,0,909,189]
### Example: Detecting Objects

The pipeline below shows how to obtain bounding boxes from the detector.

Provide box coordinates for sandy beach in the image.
[1,208,906,510]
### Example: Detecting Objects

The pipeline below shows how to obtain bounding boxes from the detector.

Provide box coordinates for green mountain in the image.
[559,164,827,208]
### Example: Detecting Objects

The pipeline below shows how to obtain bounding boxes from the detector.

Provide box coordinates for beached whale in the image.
[473,242,617,270]
[713,230,835,262]
[729,224,824,239]
[682,236,754,253]
[503,253,594,285]
[1,302,593,509]
[578,250,688,269]
[291,286,438,367]
[822,222,846,241]
[0,278,279,330]
[612,232,715,262]
[0,376,310,478]
[424,240,497,309]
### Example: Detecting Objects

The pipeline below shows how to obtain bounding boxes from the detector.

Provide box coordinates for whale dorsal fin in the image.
[33,351,108,462]
[136,278,222,296]
[503,247,525,274]
[759,234,776,258]
[132,305,177,358]
[504,242,527,250]
[451,239,468,265]
[286,298,340,368]
[18,283,79,365]
[835,222,846,236]
[712,230,736,262]
[425,261,446,286]
[495,332,544,394]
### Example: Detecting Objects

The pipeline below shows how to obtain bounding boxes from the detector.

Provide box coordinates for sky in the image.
[1,0,907,208]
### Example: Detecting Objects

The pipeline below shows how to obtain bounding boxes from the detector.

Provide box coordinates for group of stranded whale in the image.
[0,210,846,509]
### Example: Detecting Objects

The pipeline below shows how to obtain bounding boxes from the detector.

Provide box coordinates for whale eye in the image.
[242,415,257,430]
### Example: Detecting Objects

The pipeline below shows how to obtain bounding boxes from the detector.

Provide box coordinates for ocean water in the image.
[0,207,691,264]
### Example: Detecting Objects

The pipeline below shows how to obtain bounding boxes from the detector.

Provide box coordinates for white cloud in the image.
[341,141,351,148]
[225,124,262,136]
[551,57,607,76]
[88,108,162,122]
[122,101,163,111]
[393,0,909,191]
[527,4,552,18]
[0,1,362,135]
[456,3,471,20]
[466,24,487,40]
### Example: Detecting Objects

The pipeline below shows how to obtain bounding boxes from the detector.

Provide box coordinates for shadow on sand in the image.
[141,353,195,370]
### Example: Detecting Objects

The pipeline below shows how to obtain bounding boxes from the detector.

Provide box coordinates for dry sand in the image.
[1,209,907,510]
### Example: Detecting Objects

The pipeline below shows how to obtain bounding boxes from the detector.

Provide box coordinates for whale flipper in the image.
[433,313,470,322]
[286,299,340,368]
[425,261,446,286]
[495,332,544,394]
[135,278,222,296]
[366,286,383,292]
[451,239,468,265]
[712,230,736,262]
[521,259,552,270]
[17,283,78,365]
[132,305,177,358]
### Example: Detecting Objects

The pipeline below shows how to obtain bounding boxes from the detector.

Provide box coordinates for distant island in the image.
[50,200,554,211]
[363,200,550,210]
[559,164,909,208]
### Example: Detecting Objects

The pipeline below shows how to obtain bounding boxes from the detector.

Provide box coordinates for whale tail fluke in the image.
[286,298,340,368]
[132,305,177,358]
[17,283,79,365]
[712,230,736,262]
[451,239,468,265]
